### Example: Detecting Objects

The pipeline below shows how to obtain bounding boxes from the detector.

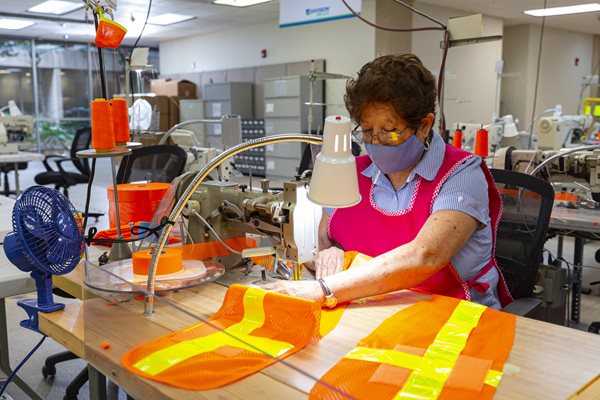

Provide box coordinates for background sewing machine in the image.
[0,100,33,154]
[493,147,600,207]
[169,129,235,181]
[534,115,593,150]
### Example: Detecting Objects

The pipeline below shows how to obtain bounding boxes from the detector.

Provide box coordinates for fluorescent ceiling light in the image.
[524,3,600,17]
[0,18,35,30]
[27,0,84,15]
[213,0,274,7]
[147,13,195,26]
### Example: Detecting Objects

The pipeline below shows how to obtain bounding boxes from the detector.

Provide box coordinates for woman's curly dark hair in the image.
[345,54,437,129]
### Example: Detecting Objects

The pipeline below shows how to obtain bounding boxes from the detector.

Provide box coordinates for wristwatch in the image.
[317,278,338,308]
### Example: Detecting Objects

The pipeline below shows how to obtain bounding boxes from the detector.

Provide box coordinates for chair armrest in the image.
[55,158,83,186]
[43,155,68,172]
[502,297,542,317]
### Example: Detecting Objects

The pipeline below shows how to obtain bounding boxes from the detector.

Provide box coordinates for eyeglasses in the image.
[352,126,414,146]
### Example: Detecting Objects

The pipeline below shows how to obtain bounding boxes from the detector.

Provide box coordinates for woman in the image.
[264,54,512,309]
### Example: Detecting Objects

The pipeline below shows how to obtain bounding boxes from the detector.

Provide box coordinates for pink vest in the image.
[329,145,513,307]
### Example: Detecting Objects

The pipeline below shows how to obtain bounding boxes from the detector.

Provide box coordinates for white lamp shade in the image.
[308,115,361,208]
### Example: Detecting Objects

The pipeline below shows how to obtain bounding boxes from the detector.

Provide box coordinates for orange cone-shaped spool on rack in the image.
[91,98,115,152]
[110,98,130,145]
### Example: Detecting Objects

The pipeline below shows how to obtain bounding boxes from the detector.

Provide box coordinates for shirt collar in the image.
[361,131,446,184]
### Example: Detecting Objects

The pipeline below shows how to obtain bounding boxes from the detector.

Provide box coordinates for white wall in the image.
[411,1,504,131]
[160,0,376,117]
[502,25,593,131]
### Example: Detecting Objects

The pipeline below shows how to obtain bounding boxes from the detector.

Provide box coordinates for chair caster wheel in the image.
[42,364,56,378]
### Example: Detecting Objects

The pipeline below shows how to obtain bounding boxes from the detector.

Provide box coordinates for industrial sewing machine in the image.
[534,115,593,150]
[169,129,235,181]
[493,147,600,207]
[175,174,321,278]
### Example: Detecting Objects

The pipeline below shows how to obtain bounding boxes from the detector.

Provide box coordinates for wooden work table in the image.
[40,264,600,400]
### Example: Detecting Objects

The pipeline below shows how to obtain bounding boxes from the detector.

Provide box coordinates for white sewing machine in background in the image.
[169,129,234,181]
[534,115,592,150]
[0,101,33,149]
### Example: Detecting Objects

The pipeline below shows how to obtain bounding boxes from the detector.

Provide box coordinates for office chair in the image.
[34,127,92,198]
[42,144,187,400]
[491,168,554,316]
[116,144,187,184]
[0,162,27,196]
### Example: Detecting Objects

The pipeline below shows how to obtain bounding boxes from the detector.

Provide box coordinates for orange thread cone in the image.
[111,98,130,145]
[452,129,463,149]
[91,98,115,151]
[474,128,489,157]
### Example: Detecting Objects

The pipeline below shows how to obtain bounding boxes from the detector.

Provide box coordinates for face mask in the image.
[365,134,425,174]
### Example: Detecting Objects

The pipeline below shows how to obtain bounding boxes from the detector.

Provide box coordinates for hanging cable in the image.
[0,336,47,397]
[527,0,547,149]
[340,0,450,137]
[391,0,445,29]
[129,0,153,61]
[340,0,444,32]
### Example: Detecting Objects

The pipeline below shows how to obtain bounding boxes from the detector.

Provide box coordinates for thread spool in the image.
[110,98,130,145]
[133,247,182,276]
[474,128,489,157]
[91,98,115,151]
[452,129,463,149]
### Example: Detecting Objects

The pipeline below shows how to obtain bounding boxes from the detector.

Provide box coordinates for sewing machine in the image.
[178,175,321,278]
[493,147,600,207]
[0,115,33,143]
[534,115,592,150]
[169,129,234,181]
[0,123,20,154]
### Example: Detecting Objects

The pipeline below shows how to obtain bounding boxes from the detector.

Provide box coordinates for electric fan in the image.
[3,186,84,331]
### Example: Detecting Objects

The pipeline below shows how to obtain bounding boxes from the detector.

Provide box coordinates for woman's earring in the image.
[423,135,430,150]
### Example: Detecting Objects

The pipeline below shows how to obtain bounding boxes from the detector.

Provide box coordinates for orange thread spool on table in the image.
[91,98,115,151]
[111,98,130,145]
[452,129,463,149]
[107,183,170,228]
[474,128,489,157]
[133,247,182,275]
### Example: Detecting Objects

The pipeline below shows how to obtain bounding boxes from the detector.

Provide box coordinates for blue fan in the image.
[3,186,84,331]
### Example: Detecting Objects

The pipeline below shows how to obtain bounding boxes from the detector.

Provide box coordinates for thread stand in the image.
[77,147,132,262]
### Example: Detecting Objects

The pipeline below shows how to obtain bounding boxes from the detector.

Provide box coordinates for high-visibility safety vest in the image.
[121,284,344,390]
[310,295,516,400]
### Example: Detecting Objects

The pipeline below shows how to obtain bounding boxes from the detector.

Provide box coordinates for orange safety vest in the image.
[121,284,344,390]
[310,295,516,400]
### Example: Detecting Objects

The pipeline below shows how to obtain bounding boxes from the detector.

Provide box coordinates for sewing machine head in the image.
[179,176,321,272]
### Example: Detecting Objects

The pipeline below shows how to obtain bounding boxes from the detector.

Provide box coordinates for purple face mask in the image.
[365,134,425,173]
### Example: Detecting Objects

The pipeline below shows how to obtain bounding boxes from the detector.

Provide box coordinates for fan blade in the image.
[23,212,52,240]
[46,237,70,265]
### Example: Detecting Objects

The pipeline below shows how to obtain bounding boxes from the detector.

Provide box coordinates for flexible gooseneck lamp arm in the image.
[144,134,323,315]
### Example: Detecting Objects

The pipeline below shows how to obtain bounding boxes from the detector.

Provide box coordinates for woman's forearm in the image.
[325,240,445,303]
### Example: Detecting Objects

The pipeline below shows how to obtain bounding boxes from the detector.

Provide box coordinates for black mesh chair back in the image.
[491,169,554,299]
[117,145,187,183]
[71,127,91,175]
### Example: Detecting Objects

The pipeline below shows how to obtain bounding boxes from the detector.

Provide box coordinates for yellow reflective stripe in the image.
[133,287,294,376]
[344,346,501,389]
[320,307,346,337]
[395,300,487,400]
[344,347,429,373]
[484,369,503,388]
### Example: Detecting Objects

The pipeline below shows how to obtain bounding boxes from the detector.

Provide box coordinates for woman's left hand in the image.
[262,280,324,303]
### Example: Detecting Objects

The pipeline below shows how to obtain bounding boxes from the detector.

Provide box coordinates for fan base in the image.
[18,298,65,333]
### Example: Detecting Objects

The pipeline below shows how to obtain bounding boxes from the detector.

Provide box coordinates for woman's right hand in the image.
[314,246,345,279]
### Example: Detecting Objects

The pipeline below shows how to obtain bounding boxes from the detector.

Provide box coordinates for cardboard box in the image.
[168,96,182,129]
[150,79,197,98]
[141,95,170,131]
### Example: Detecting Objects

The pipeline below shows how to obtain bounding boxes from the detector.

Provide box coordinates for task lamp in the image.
[143,115,361,315]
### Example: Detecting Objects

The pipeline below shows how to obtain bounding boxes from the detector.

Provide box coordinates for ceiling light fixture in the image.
[524,3,600,17]
[213,0,274,7]
[147,13,195,26]
[0,18,35,30]
[27,0,84,15]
